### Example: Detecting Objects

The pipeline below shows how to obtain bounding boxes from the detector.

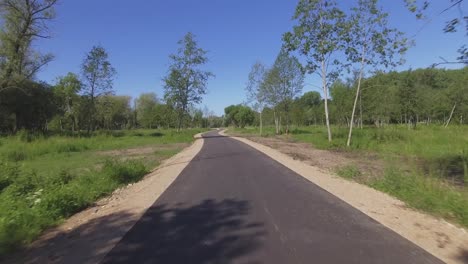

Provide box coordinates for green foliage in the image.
[81,45,117,132]
[163,32,213,131]
[103,159,148,184]
[336,165,362,180]
[224,105,255,128]
[283,0,347,140]
[0,0,58,86]
[372,168,468,227]
[136,93,159,128]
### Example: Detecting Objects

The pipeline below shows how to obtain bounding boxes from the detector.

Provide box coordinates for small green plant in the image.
[336,165,362,180]
[103,159,148,184]
[6,150,27,162]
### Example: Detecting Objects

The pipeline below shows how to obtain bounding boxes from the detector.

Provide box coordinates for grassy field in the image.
[0,129,203,256]
[231,125,468,227]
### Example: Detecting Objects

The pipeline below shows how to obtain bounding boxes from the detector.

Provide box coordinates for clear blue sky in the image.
[36,0,467,115]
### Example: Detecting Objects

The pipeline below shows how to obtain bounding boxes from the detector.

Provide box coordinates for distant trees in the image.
[262,50,304,134]
[224,105,255,128]
[244,50,304,135]
[240,66,467,132]
[246,62,267,135]
[53,73,82,132]
[135,93,159,128]
[81,46,116,133]
[163,32,213,131]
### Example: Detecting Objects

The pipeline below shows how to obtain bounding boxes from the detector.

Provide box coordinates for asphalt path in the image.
[101,130,442,264]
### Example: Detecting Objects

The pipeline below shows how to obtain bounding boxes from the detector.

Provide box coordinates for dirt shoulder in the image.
[5,136,205,264]
[222,130,468,264]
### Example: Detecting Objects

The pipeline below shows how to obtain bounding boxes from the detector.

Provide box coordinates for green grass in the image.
[371,168,468,227]
[336,165,362,181]
[231,125,468,227]
[0,129,203,256]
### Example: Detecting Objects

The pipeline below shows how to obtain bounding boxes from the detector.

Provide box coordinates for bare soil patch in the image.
[98,143,189,157]
[237,134,384,181]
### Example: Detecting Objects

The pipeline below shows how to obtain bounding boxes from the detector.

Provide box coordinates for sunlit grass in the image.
[0,129,204,256]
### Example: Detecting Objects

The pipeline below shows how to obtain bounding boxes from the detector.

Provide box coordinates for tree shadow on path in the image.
[101,199,266,264]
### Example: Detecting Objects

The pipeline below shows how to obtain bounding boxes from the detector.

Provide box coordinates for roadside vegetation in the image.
[0,129,203,256]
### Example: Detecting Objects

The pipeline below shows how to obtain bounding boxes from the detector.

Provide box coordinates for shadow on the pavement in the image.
[5,199,265,264]
[3,211,140,264]
[101,199,266,263]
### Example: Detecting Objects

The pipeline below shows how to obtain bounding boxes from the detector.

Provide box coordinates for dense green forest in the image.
[226,67,468,130]
[0,0,220,135]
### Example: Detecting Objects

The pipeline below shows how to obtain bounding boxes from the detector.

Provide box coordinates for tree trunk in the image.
[347,61,364,147]
[359,91,363,129]
[177,113,183,132]
[279,115,282,134]
[259,111,263,136]
[445,103,457,128]
[321,60,332,142]
[273,110,279,134]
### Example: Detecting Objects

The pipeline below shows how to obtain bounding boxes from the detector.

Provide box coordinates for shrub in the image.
[6,150,27,162]
[103,159,148,184]
[0,161,19,192]
[39,186,89,218]
[55,142,89,153]
[337,165,362,180]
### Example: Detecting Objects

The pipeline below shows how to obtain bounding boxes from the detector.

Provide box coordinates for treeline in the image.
[0,1,217,134]
[228,67,467,130]
[0,59,221,134]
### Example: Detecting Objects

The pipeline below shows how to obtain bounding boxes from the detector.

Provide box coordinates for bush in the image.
[337,165,362,180]
[55,142,89,153]
[103,159,148,184]
[6,150,27,162]
[371,168,468,227]
[0,162,19,192]
[16,129,43,143]
[39,185,89,218]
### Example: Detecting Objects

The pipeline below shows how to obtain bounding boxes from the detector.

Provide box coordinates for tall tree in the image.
[246,62,267,135]
[271,50,304,134]
[345,0,408,146]
[0,0,58,89]
[163,32,213,131]
[81,45,116,133]
[284,0,346,141]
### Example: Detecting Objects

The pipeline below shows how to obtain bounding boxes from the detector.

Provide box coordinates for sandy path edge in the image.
[6,135,205,264]
[220,130,468,264]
